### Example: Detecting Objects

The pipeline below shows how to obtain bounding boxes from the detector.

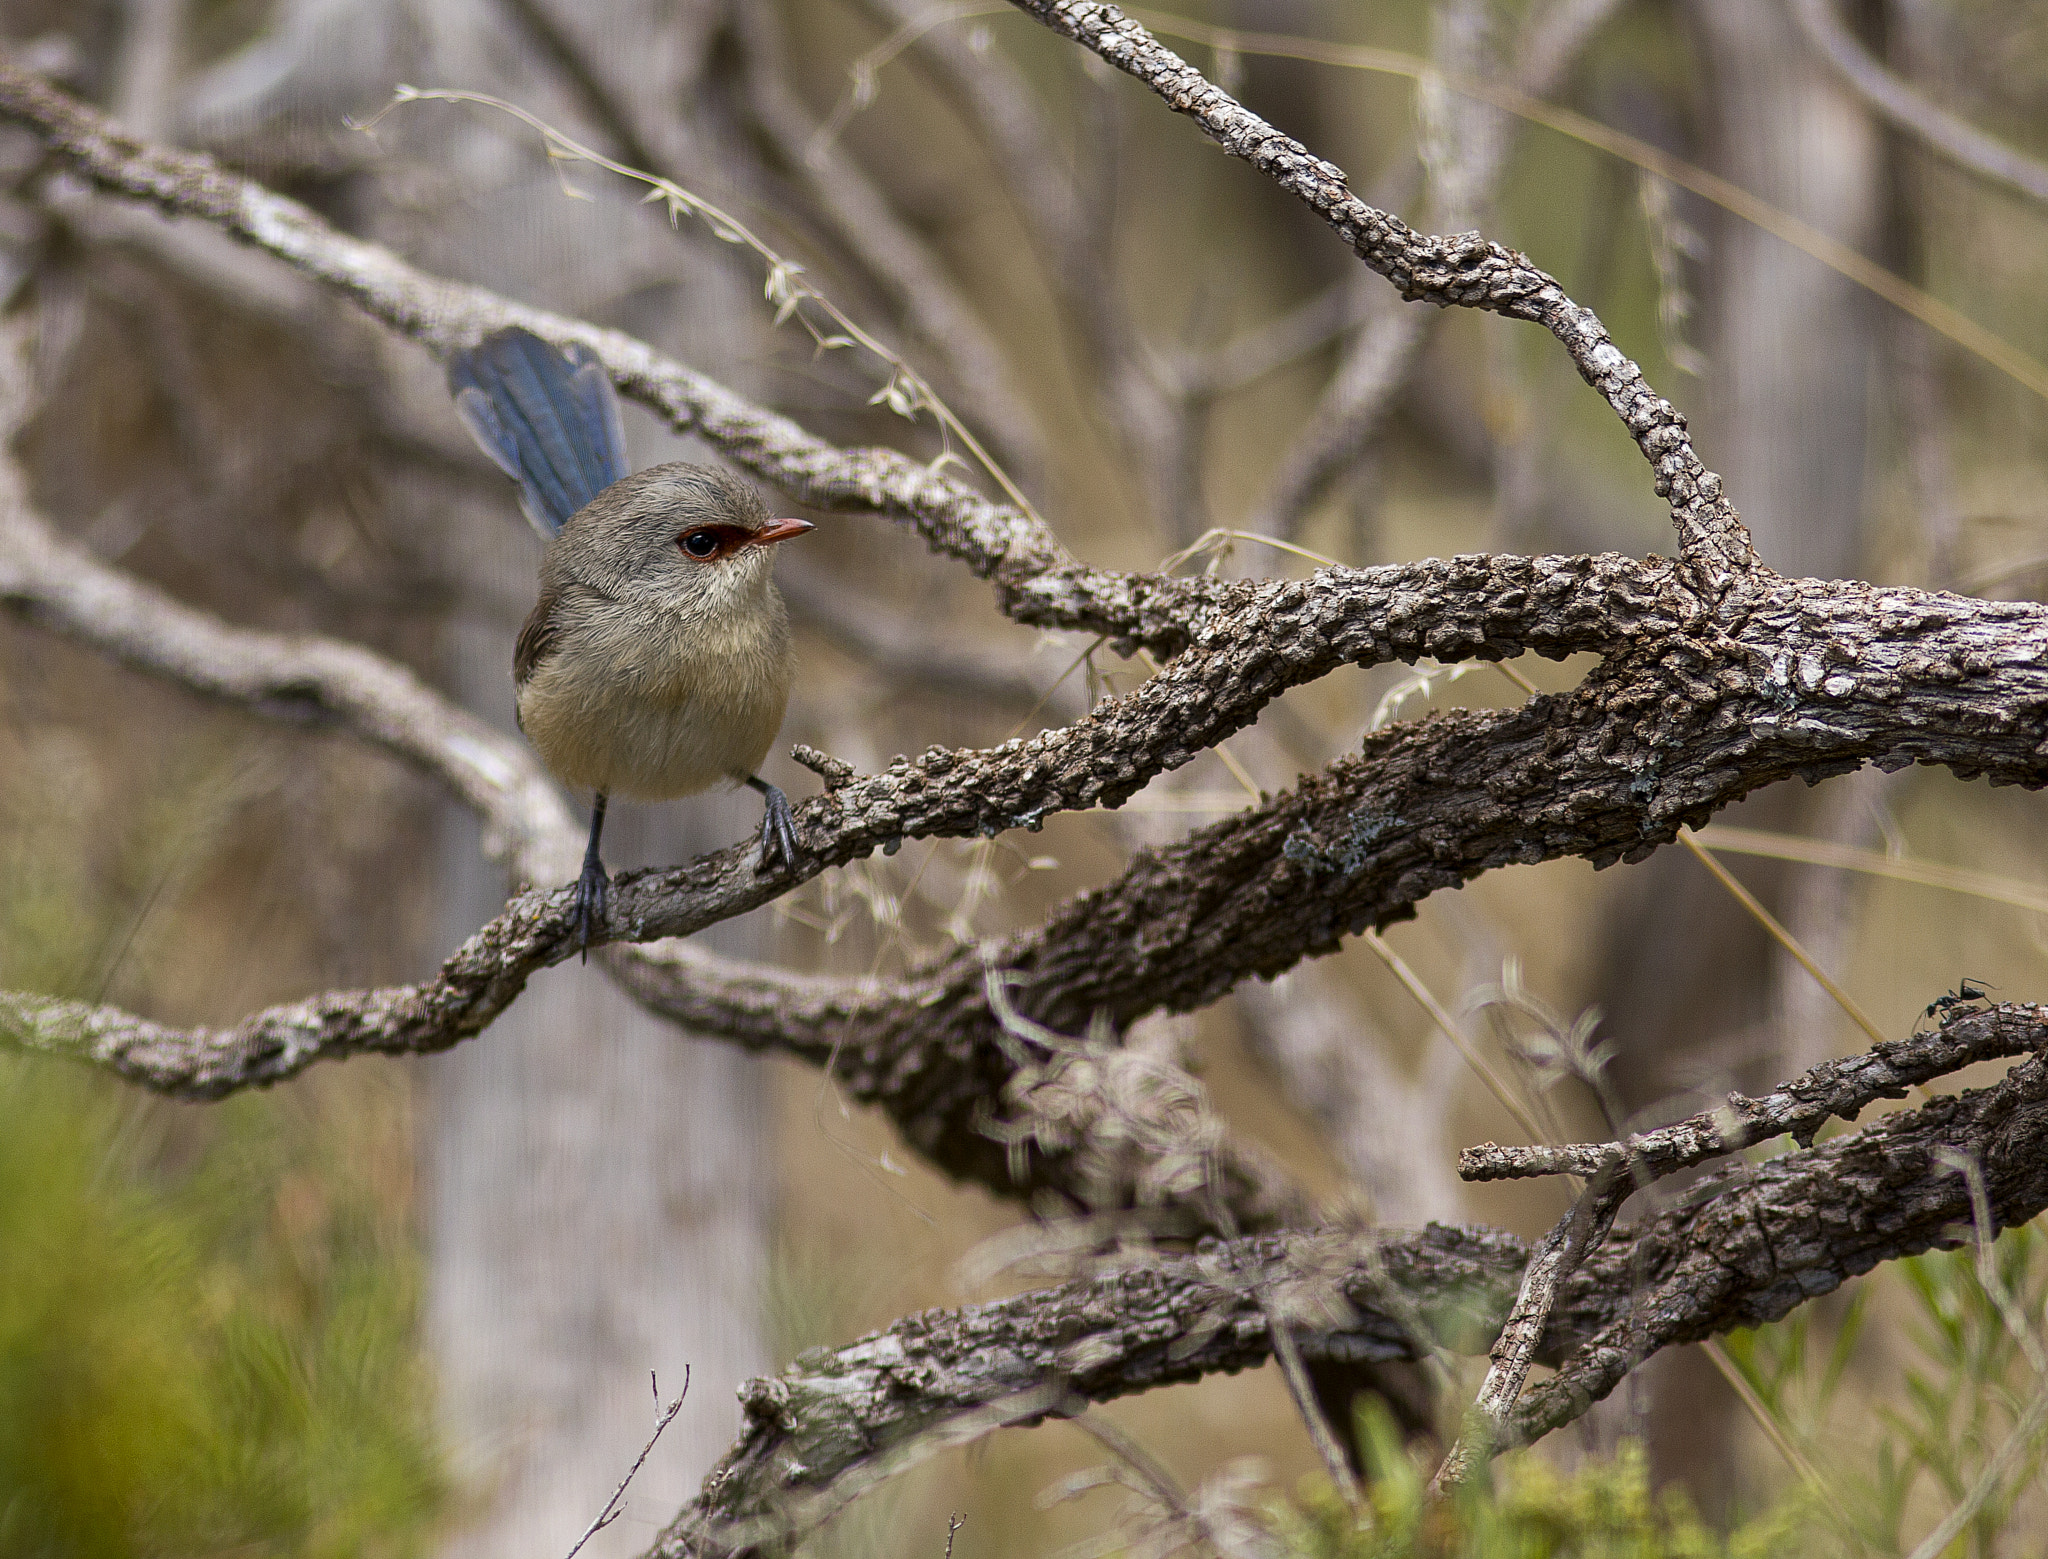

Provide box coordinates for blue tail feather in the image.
[448,328,631,536]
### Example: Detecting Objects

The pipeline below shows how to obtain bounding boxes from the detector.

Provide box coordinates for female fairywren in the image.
[448,327,813,952]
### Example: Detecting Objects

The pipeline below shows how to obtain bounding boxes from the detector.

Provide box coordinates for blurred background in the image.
[1,0,2046,1553]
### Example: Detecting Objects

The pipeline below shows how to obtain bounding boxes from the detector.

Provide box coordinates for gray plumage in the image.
[447,327,812,948]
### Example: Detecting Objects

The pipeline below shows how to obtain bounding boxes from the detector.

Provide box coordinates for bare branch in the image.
[567,1371,690,1559]
[1515,1041,2048,1444]
[657,1224,1523,1559]
[1246,0,1629,539]
[1000,1,1753,580]
[1460,1000,2048,1185]
[10,54,2048,1253]
[1432,1162,1630,1491]
[654,1025,2048,1555]
[1790,0,2048,210]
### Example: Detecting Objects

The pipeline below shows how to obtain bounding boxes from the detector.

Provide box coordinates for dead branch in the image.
[1515,1040,2048,1445]
[1460,1000,2048,1185]
[654,1019,2048,1555]
[1000,0,1755,580]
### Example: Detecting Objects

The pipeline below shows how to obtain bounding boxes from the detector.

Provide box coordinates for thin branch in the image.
[1002,1,1752,581]
[567,1370,690,1559]
[1431,1161,1630,1492]
[1459,1002,2046,1185]
[1510,1048,2048,1445]
[1790,0,2048,211]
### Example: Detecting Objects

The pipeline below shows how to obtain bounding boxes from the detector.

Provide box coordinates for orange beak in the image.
[751,517,816,546]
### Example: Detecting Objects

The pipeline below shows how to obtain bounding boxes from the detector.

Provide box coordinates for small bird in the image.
[448,326,814,952]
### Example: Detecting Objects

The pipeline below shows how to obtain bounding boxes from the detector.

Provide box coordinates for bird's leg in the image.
[746,775,801,874]
[573,792,609,960]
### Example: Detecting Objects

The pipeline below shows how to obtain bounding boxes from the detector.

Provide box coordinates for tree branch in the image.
[1461,1000,2048,1185]
[657,1223,1525,1558]
[1000,0,1754,581]
[652,1017,2048,1556]
[1517,1042,2048,1444]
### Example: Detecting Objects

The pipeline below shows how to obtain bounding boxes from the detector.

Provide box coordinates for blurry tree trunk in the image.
[181,1,776,1548]
[1591,0,1886,1518]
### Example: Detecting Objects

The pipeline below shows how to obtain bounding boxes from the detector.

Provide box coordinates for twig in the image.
[565,1368,688,1559]
[1431,1162,1629,1491]
[1240,0,1629,539]
[1267,1318,1365,1514]
[1459,1008,2044,1185]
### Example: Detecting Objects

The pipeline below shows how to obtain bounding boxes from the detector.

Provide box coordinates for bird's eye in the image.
[680,529,721,559]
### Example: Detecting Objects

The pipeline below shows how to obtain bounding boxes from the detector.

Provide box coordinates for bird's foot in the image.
[752,780,802,875]
[571,856,610,961]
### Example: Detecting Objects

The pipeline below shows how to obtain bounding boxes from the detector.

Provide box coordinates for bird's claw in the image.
[571,856,610,961]
[754,781,802,875]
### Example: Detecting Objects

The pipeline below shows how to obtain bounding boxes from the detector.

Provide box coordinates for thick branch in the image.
[621,575,2048,1198]
[655,1022,2048,1556]
[657,1224,1526,1558]
[1520,1043,2048,1442]
[1001,1,1754,580]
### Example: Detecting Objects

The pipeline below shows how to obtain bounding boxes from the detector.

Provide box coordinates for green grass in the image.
[0,1058,446,1559]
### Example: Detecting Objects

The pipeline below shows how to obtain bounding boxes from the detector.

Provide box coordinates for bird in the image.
[447,325,814,954]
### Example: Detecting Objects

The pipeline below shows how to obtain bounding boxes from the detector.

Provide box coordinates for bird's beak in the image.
[751,518,816,546]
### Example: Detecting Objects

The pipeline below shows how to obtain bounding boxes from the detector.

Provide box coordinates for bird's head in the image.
[554,462,813,619]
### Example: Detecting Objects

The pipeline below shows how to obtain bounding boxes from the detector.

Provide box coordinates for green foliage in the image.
[0,1058,445,1559]
[1721,1219,2048,1557]
[1266,1401,1812,1559]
